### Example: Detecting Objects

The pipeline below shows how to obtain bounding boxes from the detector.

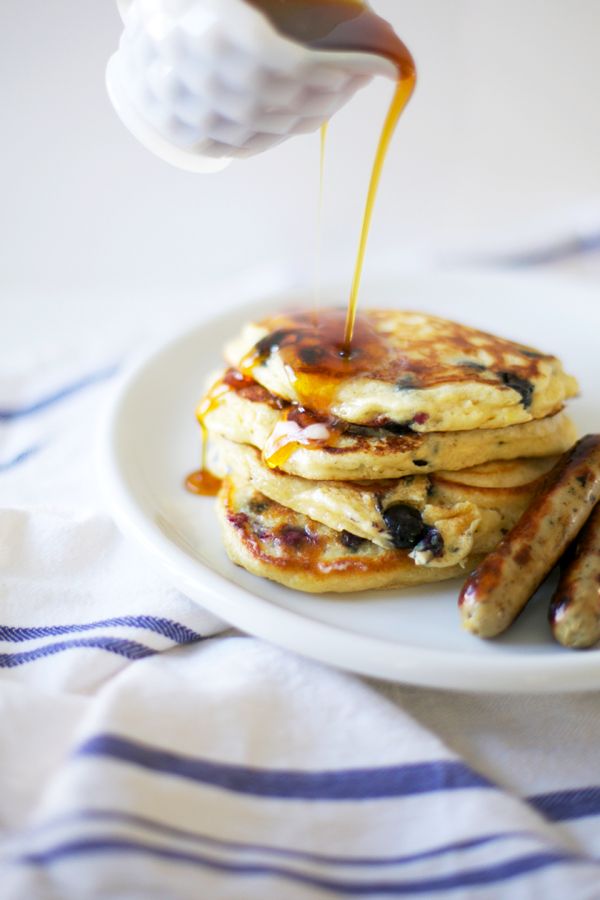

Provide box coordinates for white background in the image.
[2,0,600,351]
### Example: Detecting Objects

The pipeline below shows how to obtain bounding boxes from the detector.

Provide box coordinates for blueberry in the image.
[498,371,534,408]
[382,504,426,549]
[416,528,445,558]
[278,525,313,548]
[339,531,366,551]
[254,329,291,359]
[227,512,249,529]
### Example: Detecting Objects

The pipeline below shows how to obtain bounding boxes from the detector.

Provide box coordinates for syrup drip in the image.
[194,366,346,471]
[185,466,222,497]
[185,378,233,496]
[239,308,386,416]
[313,120,329,320]
[263,406,337,468]
[320,121,329,187]
[344,71,415,348]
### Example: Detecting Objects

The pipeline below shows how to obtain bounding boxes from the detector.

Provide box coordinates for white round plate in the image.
[102,271,600,692]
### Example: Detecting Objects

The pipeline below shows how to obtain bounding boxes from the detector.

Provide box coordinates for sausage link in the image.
[549,503,600,649]
[459,435,600,638]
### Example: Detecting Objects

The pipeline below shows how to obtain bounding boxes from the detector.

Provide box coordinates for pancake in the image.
[202,372,577,480]
[214,438,556,565]
[224,309,578,431]
[218,476,485,593]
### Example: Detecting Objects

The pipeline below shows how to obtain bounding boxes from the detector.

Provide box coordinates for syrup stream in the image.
[344,70,416,349]
[313,120,329,321]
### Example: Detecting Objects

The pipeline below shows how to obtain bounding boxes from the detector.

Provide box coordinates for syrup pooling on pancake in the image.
[239,308,385,412]
[238,308,388,466]
[227,309,579,431]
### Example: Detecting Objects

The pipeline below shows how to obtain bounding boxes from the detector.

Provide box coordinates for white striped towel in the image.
[1,317,600,899]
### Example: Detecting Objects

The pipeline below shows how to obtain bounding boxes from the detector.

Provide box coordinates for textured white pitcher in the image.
[106,0,396,172]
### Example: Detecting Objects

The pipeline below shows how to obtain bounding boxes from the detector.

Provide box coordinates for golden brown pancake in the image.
[224,309,578,431]
[201,307,580,594]
[214,438,556,564]
[202,372,577,480]
[218,476,485,593]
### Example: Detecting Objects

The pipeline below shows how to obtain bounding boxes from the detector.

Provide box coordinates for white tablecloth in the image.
[2,261,600,899]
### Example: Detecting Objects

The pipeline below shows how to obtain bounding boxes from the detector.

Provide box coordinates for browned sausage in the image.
[459,434,600,638]
[549,503,600,649]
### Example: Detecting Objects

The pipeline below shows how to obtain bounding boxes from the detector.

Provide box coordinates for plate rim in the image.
[100,270,600,693]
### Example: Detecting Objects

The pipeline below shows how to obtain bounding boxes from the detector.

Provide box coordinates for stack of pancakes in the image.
[199,309,579,592]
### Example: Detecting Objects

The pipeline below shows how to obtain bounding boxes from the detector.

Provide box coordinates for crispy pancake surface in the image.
[225,309,578,431]
[202,374,577,480]
[215,439,556,564]
[218,477,485,593]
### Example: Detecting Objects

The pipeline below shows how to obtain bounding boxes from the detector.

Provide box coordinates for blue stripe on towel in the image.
[75,734,493,800]
[507,232,600,268]
[18,838,585,895]
[38,809,551,869]
[0,446,41,472]
[0,637,157,668]
[0,365,119,422]
[529,787,600,823]
[0,616,202,645]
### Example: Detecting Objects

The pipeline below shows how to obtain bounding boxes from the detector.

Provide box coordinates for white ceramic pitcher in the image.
[106,0,397,172]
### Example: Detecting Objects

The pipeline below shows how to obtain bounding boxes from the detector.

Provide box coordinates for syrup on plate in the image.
[185,378,233,496]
